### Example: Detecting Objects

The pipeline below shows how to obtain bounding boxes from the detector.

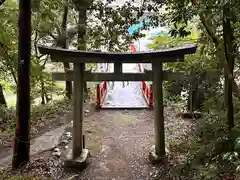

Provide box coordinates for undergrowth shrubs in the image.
[0,98,71,149]
[0,106,15,133]
[167,112,240,179]
[181,109,240,178]
[161,85,240,179]
[31,98,70,119]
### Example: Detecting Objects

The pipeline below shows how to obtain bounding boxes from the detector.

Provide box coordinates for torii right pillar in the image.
[149,60,166,163]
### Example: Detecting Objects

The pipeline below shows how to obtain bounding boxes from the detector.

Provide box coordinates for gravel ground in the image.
[1,107,194,180]
[75,107,194,180]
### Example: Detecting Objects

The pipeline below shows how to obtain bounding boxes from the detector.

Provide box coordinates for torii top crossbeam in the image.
[38,44,197,63]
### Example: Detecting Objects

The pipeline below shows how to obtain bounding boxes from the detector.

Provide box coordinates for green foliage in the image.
[30,98,70,119]
[0,98,70,138]
[195,113,228,144]
[30,56,63,104]
[165,96,240,179]
[0,0,18,85]
[148,28,219,72]
[0,0,68,105]
[0,98,71,163]
[2,0,240,179]
[0,0,158,106]
[86,0,146,51]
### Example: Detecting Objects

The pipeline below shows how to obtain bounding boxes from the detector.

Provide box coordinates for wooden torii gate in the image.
[38,45,196,168]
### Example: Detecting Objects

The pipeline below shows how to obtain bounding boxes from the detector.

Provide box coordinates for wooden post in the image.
[114,62,122,74]
[12,0,31,169]
[72,63,84,158]
[152,61,165,157]
[96,84,101,108]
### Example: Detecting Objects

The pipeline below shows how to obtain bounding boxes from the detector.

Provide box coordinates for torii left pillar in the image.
[64,62,90,169]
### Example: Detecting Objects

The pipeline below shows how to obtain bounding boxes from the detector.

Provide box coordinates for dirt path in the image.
[0,106,194,179]
[67,107,194,180]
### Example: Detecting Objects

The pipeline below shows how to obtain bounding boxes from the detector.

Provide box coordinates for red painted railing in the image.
[138,63,153,107]
[96,81,107,108]
[142,81,153,107]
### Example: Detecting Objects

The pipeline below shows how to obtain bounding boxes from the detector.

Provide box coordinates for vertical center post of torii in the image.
[114,61,122,74]
[72,63,84,158]
[64,62,90,169]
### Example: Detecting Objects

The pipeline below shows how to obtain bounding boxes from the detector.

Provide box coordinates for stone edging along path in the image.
[0,123,70,169]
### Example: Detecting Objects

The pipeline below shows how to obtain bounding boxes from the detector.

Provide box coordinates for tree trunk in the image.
[223,4,235,130]
[12,0,31,169]
[61,0,72,99]
[0,85,7,107]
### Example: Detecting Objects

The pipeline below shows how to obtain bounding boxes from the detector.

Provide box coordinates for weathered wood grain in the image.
[38,45,196,63]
